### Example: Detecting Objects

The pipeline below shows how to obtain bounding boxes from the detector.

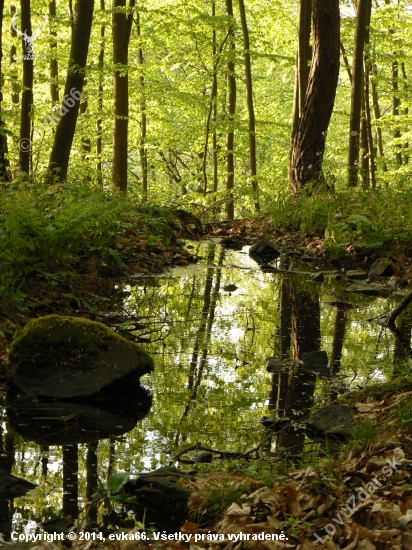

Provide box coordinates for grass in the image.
[0,181,174,320]
[269,186,412,257]
[339,376,412,406]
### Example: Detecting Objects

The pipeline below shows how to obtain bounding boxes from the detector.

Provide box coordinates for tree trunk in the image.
[19,0,33,175]
[225,0,236,219]
[212,2,218,195]
[112,0,135,191]
[62,444,79,520]
[371,64,387,172]
[238,0,259,212]
[48,0,59,104]
[401,62,408,165]
[86,441,98,523]
[96,0,105,186]
[136,11,147,201]
[347,0,372,187]
[392,60,403,167]
[9,5,19,105]
[289,0,340,192]
[289,1,312,178]
[48,0,94,180]
[0,0,8,180]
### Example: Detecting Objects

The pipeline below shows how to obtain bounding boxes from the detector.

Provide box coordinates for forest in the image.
[2,0,412,549]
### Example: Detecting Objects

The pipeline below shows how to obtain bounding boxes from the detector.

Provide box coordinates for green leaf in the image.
[109,472,129,494]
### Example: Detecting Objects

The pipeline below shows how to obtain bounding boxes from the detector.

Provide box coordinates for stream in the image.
[0,240,408,537]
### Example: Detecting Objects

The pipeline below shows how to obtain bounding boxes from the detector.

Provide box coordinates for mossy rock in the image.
[7,315,154,399]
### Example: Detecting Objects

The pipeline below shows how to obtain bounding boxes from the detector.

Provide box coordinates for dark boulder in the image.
[7,315,154,399]
[0,469,37,499]
[124,467,195,533]
[369,259,396,278]
[302,350,329,377]
[307,405,353,439]
[249,240,280,264]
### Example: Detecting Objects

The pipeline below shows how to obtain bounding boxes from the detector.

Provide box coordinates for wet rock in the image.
[223,284,238,292]
[347,284,390,298]
[259,416,293,432]
[249,240,280,264]
[311,272,324,283]
[173,210,203,236]
[266,357,288,373]
[125,467,195,532]
[369,259,396,278]
[346,270,368,280]
[0,469,37,499]
[8,383,152,445]
[220,237,244,250]
[302,350,329,377]
[7,315,154,399]
[307,405,353,439]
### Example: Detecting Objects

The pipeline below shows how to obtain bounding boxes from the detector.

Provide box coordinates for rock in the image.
[223,284,238,292]
[220,237,243,250]
[302,350,329,377]
[259,416,293,432]
[173,210,203,236]
[311,272,324,283]
[0,469,37,499]
[266,357,288,373]
[125,467,195,532]
[7,315,154,399]
[8,383,152,445]
[260,264,278,273]
[249,240,280,264]
[346,270,368,280]
[369,259,396,278]
[347,284,390,298]
[307,405,354,439]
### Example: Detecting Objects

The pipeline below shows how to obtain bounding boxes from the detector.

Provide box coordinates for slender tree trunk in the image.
[112,0,135,191]
[212,2,218,195]
[347,0,372,187]
[10,5,19,105]
[19,0,33,175]
[364,62,376,187]
[225,0,236,219]
[360,90,369,187]
[96,0,105,186]
[329,304,348,401]
[62,444,79,520]
[48,0,94,180]
[0,0,8,180]
[86,441,98,523]
[136,11,147,201]
[48,0,59,104]
[371,64,387,172]
[401,62,408,165]
[238,0,259,212]
[392,60,403,167]
[289,1,312,178]
[79,79,91,182]
[290,0,340,192]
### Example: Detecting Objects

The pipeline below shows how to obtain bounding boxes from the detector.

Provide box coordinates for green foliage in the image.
[345,420,382,455]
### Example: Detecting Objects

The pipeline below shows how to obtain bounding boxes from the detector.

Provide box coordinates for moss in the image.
[8,314,150,377]
[339,376,412,405]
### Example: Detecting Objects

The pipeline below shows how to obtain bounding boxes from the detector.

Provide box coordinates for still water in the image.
[0,241,407,536]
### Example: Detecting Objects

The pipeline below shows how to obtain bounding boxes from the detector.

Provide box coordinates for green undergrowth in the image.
[339,376,412,405]
[0,181,174,319]
[270,186,412,257]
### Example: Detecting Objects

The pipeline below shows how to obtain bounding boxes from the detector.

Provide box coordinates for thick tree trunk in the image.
[48,0,59,104]
[48,0,94,180]
[19,0,33,175]
[347,0,372,187]
[225,0,236,219]
[289,0,340,192]
[136,11,147,201]
[238,0,259,212]
[96,0,105,186]
[112,0,135,191]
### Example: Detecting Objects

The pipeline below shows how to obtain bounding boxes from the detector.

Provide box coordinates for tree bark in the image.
[48,0,94,180]
[136,11,147,201]
[392,60,403,167]
[96,0,105,186]
[48,0,59,104]
[112,0,135,191]
[212,2,218,195]
[289,0,340,192]
[19,0,33,175]
[225,0,236,219]
[0,0,8,180]
[238,0,259,212]
[9,5,19,105]
[347,0,372,187]
[371,64,387,172]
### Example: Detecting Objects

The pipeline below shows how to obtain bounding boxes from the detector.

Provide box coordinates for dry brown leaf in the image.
[355,402,381,413]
